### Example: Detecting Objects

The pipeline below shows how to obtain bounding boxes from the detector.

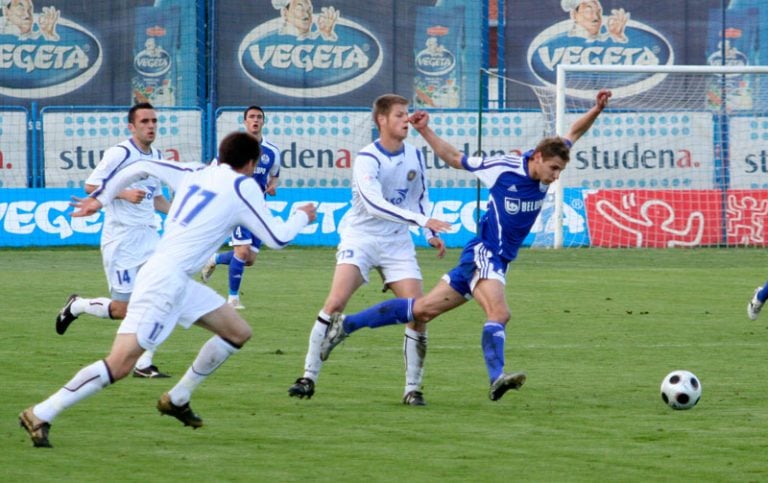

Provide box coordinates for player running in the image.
[55,102,172,378]
[19,132,316,448]
[287,94,451,406]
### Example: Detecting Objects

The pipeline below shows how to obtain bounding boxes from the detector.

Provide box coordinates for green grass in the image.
[2,247,768,482]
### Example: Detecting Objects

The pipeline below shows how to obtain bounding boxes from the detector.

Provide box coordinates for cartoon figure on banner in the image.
[1,0,59,40]
[272,0,339,41]
[561,0,628,43]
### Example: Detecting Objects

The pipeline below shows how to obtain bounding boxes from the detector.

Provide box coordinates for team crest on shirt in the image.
[504,197,521,215]
[407,170,417,181]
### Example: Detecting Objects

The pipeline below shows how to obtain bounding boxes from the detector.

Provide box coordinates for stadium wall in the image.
[1,0,766,248]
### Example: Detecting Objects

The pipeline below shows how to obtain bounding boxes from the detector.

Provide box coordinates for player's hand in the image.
[70,196,103,217]
[265,186,277,196]
[297,203,317,223]
[425,217,451,233]
[595,89,612,110]
[119,188,147,204]
[409,111,430,130]
[428,236,446,258]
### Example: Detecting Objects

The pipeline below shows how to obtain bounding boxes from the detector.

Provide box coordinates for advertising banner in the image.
[0,0,197,107]
[1,186,596,249]
[216,108,547,188]
[728,117,768,189]
[214,0,480,108]
[42,108,203,188]
[726,190,768,245]
[132,5,180,106]
[584,189,724,248]
[504,0,724,107]
[561,111,717,190]
[0,109,28,188]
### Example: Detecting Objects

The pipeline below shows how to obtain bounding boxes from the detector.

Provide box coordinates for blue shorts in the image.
[443,240,509,298]
[229,225,263,250]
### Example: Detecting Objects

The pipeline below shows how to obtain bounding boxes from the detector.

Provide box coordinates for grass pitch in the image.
[2,247,767,482]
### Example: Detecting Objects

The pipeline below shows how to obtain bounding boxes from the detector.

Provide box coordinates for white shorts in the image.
[336,234,422,285]
[117,257,225,351]
[101,225,158,297]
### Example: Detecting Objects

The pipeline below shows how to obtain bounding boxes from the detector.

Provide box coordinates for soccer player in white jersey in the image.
[288,94,451,406]
[318,89,612,402]
[54,103,172,378]
[19,132,316,448]
[200,105,280,310]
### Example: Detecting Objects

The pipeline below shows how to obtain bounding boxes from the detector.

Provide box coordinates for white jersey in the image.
[85,139,164,245]
[339,140,435,241]
[91,159,309,277]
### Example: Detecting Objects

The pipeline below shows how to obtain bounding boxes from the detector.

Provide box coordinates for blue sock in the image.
[758,282,768,302]
[481,322,506,384]
[228,255,246,297]
[215,251,234,265]
[344,298,414,334]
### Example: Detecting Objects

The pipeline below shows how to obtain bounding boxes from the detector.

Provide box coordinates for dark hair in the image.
[128,102,154,124]
[372,94,408,130]
[218,132,261,169]
[243,105,265,121]
[534,136,571,163]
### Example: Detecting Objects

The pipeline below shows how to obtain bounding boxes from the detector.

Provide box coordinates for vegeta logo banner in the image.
[216,0,439,106]
[504,0,723,106]
[0,0,196,107]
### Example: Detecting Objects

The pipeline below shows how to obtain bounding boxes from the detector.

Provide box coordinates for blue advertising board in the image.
[0,187,591,249]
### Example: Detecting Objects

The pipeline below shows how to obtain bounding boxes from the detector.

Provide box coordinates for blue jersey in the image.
[252,137,280,192]
[462,141,571,262]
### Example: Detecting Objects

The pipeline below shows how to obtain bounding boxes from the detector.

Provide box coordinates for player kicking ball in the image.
[318,89,612,401]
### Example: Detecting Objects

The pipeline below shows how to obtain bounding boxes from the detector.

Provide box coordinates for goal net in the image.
[529,64,768,248]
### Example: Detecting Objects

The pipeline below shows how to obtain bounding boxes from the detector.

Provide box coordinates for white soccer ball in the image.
[660,370,702,410]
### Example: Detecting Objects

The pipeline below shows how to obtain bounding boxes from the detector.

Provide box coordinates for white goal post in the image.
[552,64,768,249]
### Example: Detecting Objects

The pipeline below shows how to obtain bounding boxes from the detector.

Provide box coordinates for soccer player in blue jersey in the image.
[200,105,281,310]
[318,89,612,401]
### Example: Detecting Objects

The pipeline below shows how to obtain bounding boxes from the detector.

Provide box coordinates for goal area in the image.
[521,64,768,249]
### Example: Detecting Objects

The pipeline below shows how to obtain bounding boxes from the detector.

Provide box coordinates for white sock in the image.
[33,360,112,422]
[71,297,112,318]
[168,336,239,405]
[135,350,155,370]
[302,312,330,382]
[404,326,427,395]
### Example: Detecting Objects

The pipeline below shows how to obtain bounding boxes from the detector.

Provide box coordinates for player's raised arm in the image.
[565,89,611,144]
[410,111,465,170]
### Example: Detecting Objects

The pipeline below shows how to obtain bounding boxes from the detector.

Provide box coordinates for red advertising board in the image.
[584,190,723,248]
[726,190,768,246]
